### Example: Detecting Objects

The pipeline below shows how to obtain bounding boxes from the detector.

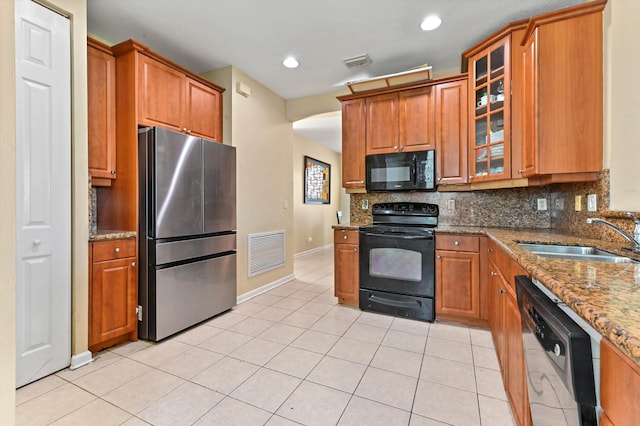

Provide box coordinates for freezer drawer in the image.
[154,233,236,265]
[147,253,236,341]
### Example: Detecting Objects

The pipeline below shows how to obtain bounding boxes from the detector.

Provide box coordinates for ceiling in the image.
[87,0,586,151]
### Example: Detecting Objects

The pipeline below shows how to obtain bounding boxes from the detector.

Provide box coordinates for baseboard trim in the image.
[294,244,333,259]
[69,351,93,370]
[236,274,295,304]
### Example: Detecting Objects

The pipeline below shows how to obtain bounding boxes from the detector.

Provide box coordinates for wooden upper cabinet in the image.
[87,38,117,186]
[519,1,605,182]
[435,77,468,185]
[398,86,435,151]
[113,39,224,141]
[185,77,222,141]
[341,98,366,188]
[138,54,185,131]
[366,92,399,154]
[366,87,434,155]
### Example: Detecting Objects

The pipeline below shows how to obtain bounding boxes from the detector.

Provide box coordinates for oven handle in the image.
[363,232,433,240]
[368,294,421,308]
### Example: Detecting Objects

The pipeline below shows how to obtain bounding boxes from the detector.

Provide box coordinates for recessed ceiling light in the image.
[420,15,442,31]
[283,56,299,68]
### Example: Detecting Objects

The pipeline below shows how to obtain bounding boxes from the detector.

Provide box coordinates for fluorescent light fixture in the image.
[420,15,442,31]
[283,56,299,68]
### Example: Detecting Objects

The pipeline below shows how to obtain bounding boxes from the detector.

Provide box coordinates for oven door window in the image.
[370,248,421,282]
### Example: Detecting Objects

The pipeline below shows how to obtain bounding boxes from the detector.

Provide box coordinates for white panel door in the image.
[15,0,71,388]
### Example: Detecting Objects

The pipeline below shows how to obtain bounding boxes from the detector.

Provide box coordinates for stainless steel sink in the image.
[518,243,638,264]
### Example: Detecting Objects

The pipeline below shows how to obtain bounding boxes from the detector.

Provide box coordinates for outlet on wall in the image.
[447,199,456,210]
[575,195,582,211]
[537,198,548,211]
[587,194,597,212]
[361,199,369,210]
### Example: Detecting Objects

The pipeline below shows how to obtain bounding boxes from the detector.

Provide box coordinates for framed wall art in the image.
[304,156,330,204]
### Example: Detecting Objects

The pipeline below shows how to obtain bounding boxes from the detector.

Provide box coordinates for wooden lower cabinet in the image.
[600,338,640,426]
[487,240,531,426]
[89,238,138,352]
[334,229,359,307]
[435,234,483,323]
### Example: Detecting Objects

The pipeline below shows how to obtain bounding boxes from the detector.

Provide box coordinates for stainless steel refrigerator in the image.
[138,127,237,341]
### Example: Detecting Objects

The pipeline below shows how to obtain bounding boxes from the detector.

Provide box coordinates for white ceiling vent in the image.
[343,54,372,68]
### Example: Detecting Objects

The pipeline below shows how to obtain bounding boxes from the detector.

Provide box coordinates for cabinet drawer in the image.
[334,229,359,245]
[436,234,479,252]
[92,238,136,262]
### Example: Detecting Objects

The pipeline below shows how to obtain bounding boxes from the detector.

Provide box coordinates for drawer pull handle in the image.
[114,247,121,253]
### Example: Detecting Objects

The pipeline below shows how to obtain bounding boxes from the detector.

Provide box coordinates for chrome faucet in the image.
[627,212,640,244]
[587,213,640,252]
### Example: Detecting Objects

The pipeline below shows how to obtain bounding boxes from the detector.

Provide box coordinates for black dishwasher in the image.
[515,275,597,426]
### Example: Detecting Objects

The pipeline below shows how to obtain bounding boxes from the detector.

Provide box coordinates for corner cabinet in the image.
[334,229,359,306]
[89,238,138,352]
[467,36,512,183]
[87,37,117,187]
[519,1,605,183]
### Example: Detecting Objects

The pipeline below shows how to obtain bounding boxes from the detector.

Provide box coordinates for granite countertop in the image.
[89,230,137,242]
[335,223,640,367]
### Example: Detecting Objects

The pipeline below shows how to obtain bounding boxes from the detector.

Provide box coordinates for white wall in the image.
[0,0,89,422]
[292,134,342,254]
[604,0,640,211]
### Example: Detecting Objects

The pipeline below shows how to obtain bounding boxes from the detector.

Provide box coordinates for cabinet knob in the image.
[518,169,525,174]
[114,247,121,253]
[182,128,188,132]
[491,271,498,276]
[488,248,493,253]
[498,288,505,294]
[454,241,460,246]
[393,146,398,150]
[343,235,348,240]
[353,248,357,252]
[437,255,441,259]
[32,239,42,246]
[399,146,405,151]
[131,261,136,267]
[110,170,116,175]
[438,177,442,181]
[469,176,474,180]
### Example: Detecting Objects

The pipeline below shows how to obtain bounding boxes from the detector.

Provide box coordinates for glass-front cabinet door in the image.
[469,36,511,182]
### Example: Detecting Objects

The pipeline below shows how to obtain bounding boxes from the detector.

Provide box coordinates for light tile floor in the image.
[16,247,515,426]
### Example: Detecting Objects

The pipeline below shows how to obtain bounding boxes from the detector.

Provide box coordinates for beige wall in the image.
[292,134,342,254]
[203,67,295,296]
[1,0,88,422]
[0,1,17,422]
[604,0,640,211]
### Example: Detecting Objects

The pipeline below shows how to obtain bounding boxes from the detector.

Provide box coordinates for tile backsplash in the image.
[349,170,639,245]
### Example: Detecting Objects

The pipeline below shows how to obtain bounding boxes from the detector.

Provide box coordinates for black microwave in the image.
[365,150,435,192]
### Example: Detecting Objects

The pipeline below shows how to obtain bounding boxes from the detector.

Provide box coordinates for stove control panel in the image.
[372,202,439,217]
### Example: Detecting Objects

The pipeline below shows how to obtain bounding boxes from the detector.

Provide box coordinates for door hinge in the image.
[136,305,142,321]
